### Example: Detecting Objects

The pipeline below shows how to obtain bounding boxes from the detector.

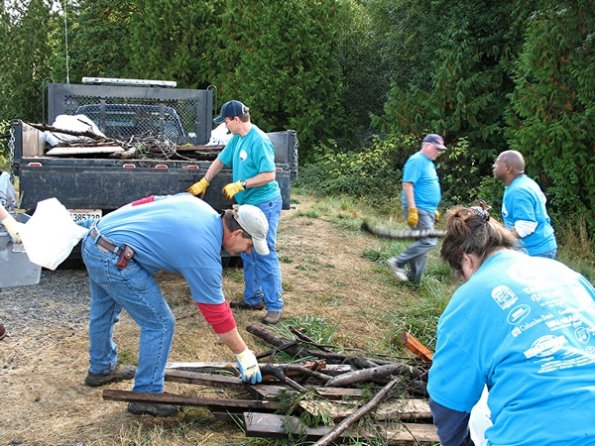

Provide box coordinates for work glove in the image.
[235,349,262,384]
[435,210,441,223]
[222,181,245,200]
[407,207,419,227]
[1,214,22,244]
[187,177,209,198]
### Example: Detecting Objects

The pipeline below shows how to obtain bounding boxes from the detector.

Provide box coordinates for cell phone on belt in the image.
[117,246,134,269]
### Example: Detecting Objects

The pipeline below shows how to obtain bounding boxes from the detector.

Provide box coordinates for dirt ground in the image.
[0,193,406,445]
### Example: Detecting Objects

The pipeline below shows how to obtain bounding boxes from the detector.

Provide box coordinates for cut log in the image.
[244,412,438,445]
[401,333,434,362]
[361,222,446,240]
[102,389,278,412]
[325,363,418,387]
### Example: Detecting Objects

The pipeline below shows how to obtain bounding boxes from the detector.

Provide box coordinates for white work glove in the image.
[1,214,23,244]
[235,349,262,384]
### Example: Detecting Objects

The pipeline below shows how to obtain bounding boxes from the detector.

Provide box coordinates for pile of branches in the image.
[103,324,437,445]
[31,122,223,161]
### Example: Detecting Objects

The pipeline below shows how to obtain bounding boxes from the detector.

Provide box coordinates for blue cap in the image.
[423,134,447,150]
[214,100,249,124]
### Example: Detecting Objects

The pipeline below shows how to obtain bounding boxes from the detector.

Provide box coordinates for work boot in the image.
[127,401,179,417]
[262,311,281,324]
[84,364,136,387]
[229,301,265,311]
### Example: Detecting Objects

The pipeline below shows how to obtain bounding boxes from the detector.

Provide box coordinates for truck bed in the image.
[11,121,294,212]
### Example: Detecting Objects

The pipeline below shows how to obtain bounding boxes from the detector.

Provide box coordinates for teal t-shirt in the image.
[96,193,224,304]
[400,151,441,213]
[428,250,595,445]
[502,174,557,256]
[217,125,280,205]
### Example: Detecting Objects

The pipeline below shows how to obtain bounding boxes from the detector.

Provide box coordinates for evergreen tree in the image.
[505,1,594,229]
[67,0,137,81]
[210,0,344,156]
[0,0,53,122]
[127,0,223,87]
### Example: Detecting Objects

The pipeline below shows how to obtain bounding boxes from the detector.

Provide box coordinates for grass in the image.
[59,189,592,446]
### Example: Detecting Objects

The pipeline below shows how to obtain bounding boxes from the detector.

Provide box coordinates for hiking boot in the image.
[127,401,179,417]
[84,364,136,387]
[386,258,409,282]
[229,301,265,311]
[262,311,281,324]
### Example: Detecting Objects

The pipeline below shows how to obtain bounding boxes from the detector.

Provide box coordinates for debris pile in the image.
[103,325,438,445]
[28,122,224,161]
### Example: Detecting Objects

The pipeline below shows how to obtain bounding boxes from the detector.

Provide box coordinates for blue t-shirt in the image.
[428,250,595,446]
[95,193,224,304]
[502,174,557,256]
[218,125,280,205]
[401,151,441,213]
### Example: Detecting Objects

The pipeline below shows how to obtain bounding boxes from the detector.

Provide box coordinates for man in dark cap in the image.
[187,100,283,324]
[387,134,447,282]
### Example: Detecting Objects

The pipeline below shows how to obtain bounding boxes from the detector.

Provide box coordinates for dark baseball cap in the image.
[423,134,447,150]
[213,100,249,124]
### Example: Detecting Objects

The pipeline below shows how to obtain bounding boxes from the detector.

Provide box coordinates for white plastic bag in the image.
[19,198,89,270]
[44,114,106,146]
[469,386,492,445]
[207,122,232,146]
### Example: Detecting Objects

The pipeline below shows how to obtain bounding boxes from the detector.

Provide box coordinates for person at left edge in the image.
[78,193,264,417]
[187,100,283,325]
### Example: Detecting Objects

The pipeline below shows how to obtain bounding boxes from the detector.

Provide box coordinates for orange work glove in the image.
[222,181,245,200]
[407,208,419,227]
[187,177,209,198]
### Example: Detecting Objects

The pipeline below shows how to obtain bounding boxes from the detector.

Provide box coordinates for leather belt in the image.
[89,227,135,269]
[89,227,121,254]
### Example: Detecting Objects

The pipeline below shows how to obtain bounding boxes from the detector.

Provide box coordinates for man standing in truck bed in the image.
[187,100,283,324]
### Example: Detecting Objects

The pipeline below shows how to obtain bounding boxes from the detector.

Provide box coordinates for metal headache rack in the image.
[47,81,213,145]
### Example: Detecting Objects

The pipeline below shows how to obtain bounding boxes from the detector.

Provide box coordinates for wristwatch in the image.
[240,180,248,189]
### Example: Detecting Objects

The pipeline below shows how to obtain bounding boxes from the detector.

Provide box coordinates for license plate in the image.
[69,209,102,223]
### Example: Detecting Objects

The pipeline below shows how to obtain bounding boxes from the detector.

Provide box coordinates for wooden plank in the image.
[250,384,364,400]
[299,398,432,422]
[151,144,224,153]
[244,412,438,445]
[46,145,124,156]
[102,389,279,412]
[401,332,433,362]
[164,369,244,389]
[375,399,432,421]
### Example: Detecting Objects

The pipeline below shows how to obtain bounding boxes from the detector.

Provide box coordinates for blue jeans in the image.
[241,197,283,312]
[82,234,175,393]
[392,208,437,281]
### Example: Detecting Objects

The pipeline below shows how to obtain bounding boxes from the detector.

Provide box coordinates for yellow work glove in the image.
[407,207,419,227]
[435,210,441,223]
[187,177,210,198]
[222,181,245,200]
[1,214,22,244]
[235,349,262,384]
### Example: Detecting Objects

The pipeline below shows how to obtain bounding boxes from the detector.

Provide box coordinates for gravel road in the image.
[0,268,90,339]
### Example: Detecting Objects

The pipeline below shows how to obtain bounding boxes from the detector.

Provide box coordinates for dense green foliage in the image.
[505,1,594,228]
[0,0,592,233]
